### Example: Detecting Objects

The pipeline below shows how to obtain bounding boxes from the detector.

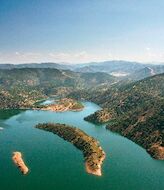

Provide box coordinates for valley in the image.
[1,1,164,189]
[0,65,163,160]
[0,62,163,189]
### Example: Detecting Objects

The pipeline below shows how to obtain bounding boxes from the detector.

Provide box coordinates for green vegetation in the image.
[71,101,84,110]
[0,66,163,160]
[35,123,105,175]
[37,98,84,112]
[84,108,116,124]
[80,74,164,159]
[0,68,116,109]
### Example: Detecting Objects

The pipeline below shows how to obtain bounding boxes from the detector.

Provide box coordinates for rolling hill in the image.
[79,74,164,160]
[0,68,117,108]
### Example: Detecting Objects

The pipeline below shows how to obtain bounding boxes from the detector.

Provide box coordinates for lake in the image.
[0,101,163,190]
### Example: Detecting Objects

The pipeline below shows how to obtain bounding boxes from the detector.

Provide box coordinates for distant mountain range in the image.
[127,65,164,81]
[75,60,144,73]
[0,62,73,70]
[1,61,163,81]
[74,61,164,75]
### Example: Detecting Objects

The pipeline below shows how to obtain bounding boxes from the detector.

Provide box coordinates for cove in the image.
[0,101,164,190]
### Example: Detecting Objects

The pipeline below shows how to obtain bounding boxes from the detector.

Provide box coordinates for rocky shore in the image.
[12,152,29,174]
[36,123,105,176]
[147,144,164,160]
[35,98,84,112]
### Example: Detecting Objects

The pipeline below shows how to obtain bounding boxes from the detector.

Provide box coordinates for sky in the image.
[0,0,164,64]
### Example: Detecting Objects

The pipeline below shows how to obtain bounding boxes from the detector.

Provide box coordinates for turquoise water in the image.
[0,102,164,190]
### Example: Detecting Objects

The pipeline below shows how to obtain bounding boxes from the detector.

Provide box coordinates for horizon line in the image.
[0,60,164,65]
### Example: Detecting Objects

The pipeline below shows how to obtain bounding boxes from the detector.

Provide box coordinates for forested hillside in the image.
[80,74,164,159]
[0,68,116,108]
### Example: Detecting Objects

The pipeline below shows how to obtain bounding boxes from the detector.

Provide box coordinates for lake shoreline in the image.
[35,123,106,176]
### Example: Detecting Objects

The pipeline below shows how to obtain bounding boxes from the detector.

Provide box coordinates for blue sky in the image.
[0,0,164,63]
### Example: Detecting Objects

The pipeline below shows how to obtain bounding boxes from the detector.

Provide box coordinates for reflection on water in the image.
[0,109,23,120]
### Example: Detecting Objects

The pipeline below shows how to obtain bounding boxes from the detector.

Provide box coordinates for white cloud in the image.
[48,51,113,63]
[0,50,164,64]
[0,51,141,63]
[146,47,151,51]
[15,52,20,55]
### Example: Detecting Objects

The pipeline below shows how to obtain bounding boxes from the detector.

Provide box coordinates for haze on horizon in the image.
[0,0,164,64]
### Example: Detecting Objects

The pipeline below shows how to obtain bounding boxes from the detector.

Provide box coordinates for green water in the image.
[0,102,163,190]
